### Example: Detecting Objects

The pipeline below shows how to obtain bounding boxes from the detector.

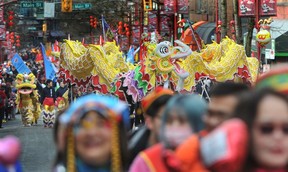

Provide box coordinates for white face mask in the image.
[164,126,193,148]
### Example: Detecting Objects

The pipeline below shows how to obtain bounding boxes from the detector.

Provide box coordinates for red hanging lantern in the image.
[9,35,14,40]
[124,23,128,28]
[8,22,13,27]
[8,15,13,21]
[16,35,20,39]
[8,11,14,15]
[118,21,122,26]
[10,32,14,36]
[16,43,20,47]
[16,39,20,43]
[126,32,130,37]
[125,27,129,32]
[11,39,15,44]
[90,16,93,19]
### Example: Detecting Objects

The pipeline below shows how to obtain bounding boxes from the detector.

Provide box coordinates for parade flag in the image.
[11,53,31,74]
[126,46,135,64]
[41,43,56,81]
[101,15,116,42]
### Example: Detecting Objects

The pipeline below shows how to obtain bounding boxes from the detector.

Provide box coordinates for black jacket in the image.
[128,125,150,165]
[41,87,56,104]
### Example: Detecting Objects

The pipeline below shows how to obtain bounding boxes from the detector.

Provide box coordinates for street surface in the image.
[0,114,56,172]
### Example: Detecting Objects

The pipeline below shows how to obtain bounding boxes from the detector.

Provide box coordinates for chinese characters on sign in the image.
[238,0,277,17]
[260,0,277,16]
[238,0,256,17]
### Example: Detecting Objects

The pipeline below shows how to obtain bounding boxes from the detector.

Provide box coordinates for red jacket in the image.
[0,90,6,108]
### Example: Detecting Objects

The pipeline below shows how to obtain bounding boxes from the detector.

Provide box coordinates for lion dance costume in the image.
[15,73,41,127]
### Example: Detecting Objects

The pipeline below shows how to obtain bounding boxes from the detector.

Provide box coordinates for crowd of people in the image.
[51,64,288,172]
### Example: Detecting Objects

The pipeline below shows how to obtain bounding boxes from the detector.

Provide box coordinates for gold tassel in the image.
[67,127,76,172]
[110,113,121,172]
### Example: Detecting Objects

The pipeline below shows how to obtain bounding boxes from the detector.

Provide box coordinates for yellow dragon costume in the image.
[15,73,41,127]
[57,37,259,104]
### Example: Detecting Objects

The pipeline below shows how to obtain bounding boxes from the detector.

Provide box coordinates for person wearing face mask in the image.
[234,88,288,172]
[128,86,173,165]
[129,94,207,172]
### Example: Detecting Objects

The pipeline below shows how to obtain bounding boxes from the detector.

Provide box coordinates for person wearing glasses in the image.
[234,88,288,171]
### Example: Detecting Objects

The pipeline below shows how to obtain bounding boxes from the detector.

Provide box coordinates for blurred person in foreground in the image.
[129,94,207,172]
[58,94,130,172]
[128,86,173,164]
[203,82,249,134]
[234,88,288,172]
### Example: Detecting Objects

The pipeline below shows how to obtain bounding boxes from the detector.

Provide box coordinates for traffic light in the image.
[143,0,152,11]
[61,0,73,12]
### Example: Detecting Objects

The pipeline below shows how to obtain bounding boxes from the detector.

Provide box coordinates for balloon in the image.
[0,135,21,165]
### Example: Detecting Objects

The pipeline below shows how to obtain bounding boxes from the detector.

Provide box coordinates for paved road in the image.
[0,114,56,172]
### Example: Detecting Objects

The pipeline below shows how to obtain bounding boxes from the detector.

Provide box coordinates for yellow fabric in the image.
[171,38,259,92]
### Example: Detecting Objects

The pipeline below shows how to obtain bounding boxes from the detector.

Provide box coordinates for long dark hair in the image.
[233,88,288,171]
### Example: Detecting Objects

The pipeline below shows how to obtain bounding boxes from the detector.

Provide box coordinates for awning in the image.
[195,22,216,44]
[249,19,288,57]
[50,31,66,37]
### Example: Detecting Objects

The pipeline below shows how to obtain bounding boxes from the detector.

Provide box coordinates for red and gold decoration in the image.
[15,35,20,47]
[256,18,273,47]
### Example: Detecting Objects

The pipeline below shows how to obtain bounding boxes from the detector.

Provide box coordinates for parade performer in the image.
[58,94,130,172]
[15,73,41,127]
[55,80,68,111]
[41,79,56,128]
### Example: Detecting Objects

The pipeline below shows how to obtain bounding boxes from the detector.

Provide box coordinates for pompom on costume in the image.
[15,73,41,127]
[256,64,288,95]
[59,94,130,172]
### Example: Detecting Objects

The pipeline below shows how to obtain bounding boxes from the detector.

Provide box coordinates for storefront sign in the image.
[178,0,189,14]
[238,0,256,17]
[259,0,277,16]
[148,12,157,31]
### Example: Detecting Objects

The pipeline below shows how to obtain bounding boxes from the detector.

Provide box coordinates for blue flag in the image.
[11,54,31,74]
[41,43,56,81]
[126,46,135,64]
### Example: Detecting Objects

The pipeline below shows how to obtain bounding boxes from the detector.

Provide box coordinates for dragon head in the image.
[16,73,36,95]
[148,40,192,81]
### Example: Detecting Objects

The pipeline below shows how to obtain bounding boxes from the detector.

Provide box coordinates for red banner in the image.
[0,7,5,41]
[160,15,170,31]
[148,12,157,31]
[178,0,189,14]
[238,0,256,17]
[259,0,277,16]
[132,25,140,45]
[164,0,175,15]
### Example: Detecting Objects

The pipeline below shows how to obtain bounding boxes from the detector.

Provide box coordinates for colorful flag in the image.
[126,46,135,64]
[41,43,56,81]
[11,54,31,74]
[101,15,116,43]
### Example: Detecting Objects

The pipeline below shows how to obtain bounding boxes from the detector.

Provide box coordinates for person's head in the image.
[160,94,207,149]
[234,88,288,170]
[59,80,65,88]
[87,85,94,94]
[204,82,249,132]
[46,79,53,88]
[256,64,288,95]
[60,95,130,170]
[141,87,173,141]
